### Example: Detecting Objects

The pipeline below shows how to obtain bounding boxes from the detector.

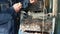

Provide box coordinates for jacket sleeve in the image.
[0,7,16,24]
[7,7,15,15]
[1,7,17,16]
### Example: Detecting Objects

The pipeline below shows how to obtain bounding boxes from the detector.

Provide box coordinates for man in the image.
[0,0,37,34]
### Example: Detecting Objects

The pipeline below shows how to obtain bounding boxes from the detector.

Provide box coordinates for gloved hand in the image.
[13,2,22,13]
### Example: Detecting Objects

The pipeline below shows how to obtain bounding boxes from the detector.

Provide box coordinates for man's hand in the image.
[30,0,38,4]
[13,2,22,13]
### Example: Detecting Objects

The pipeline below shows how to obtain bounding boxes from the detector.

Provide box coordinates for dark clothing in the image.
[0,0,30,34]
[0,0,16,34]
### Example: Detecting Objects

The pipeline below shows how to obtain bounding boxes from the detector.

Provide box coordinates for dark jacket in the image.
[0,0,16,34]
[0,0,30,34]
